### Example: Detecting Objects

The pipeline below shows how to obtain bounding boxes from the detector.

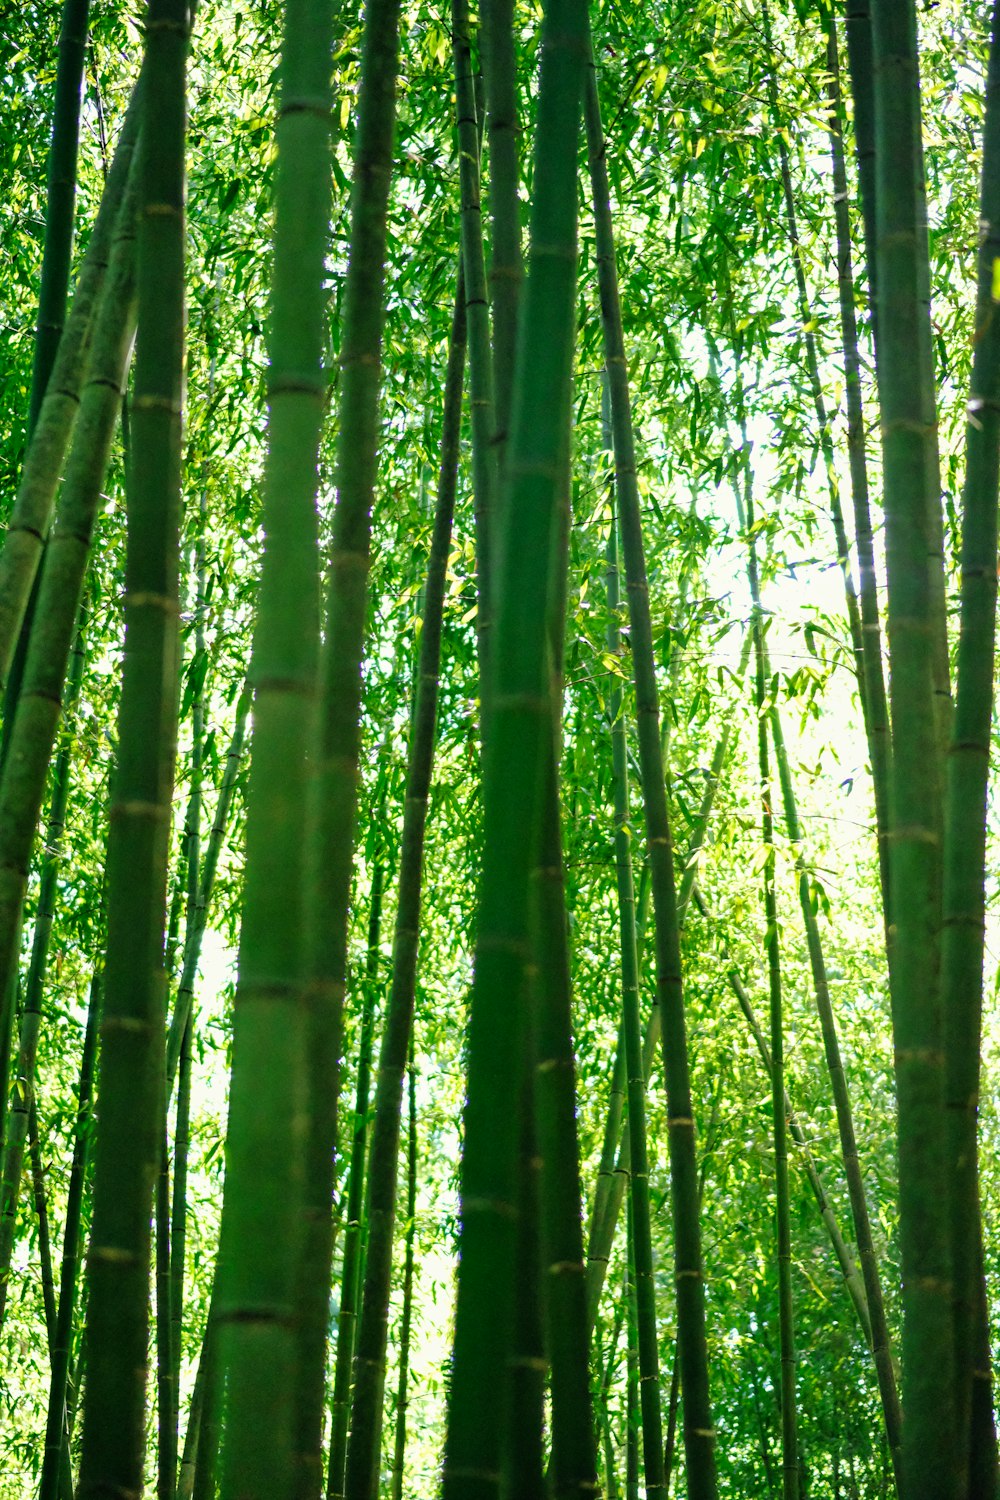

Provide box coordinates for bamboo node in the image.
[547,1260,584,1276]
[692,1428,716,1440]
[92,1243,140,1265]
[669,1116,695,1128]
[509,1354,547,1371]
[111,799,169,822]
[132,393,181,415]
[887,824,938,846]
[462,1194,517,1222]
[126,590,179,613]
[676,1267,702,1280]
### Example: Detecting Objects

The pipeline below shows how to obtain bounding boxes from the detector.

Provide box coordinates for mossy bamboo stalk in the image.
[325,849,386,1500]
[213,0,328,1488]
[585,54,717,1498]
[442,2,587,1490]
[388,1036,419,1500]
[768,700,903,1488]
[38,960,101,1500]
[343,271,464,1500]
[825,21,892,919]
[0,81,141,696]
[941,3,1000,1486]
[77,1,186,1489]
[294,0,403,1479]
[605,510,665,1500]
[0,618,85,1328]
[169,1014,193,1480]
[452,0,496,689]
[869,1,955,1491]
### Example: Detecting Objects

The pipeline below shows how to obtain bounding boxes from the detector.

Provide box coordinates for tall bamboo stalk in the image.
[480,0,522,463]
[452,0,495,689]
[585,53,718,1500]
[388,1035,419,1500]
[0,80,142,695]
[825,20,892,920]
[294,0,403,1479]
[442,1,587,1490]
[325,851,386,1500]
[213,0,328,1488]
[76,1,186,1490]
[745,508,797,1500]
[941,3,1000,1488]
[868,2,955,1489]
[343,270,464,1500]
[0,617,85,1327]
[38,957,101,1500]
[605,508,665,1500]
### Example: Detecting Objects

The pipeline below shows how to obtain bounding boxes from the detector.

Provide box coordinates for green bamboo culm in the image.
[480,0,522,462]
[76,1,187,1493]
[530,496,596,1500]
[605,502,665,1500]
[452,0,496,691]
[1,0,92,758]
[343,270,465,1500]
[0,180,137,1135]
[768,698,903,1488]
[0,78,142,696]
[388,1036,419,1500]
[744,503,798,1500]
[295,0,402,1481]
[868,0,955,1493]
[941,3,1000,1491]
[325,850,386,1500]
[441,0,587,1489]
[213,0,329,1489]
[38,958,101,1500]
[584,50,718,1500]
[584,633,751,1329]
[0,619,85,1330]
[25,0,91,431]
[825,19,892,922]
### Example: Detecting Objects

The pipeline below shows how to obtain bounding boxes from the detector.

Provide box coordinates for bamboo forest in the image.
[4,0,1000,1495]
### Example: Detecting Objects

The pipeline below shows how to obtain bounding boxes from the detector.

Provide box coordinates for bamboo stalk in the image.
[442,1,587,1489]
[343,268,464,1500]
[77,1,187,1488]
[584,52,718,1500]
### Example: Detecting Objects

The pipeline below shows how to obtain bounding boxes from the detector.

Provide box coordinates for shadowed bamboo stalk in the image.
[941,3,1000,1489]
[325,849,386,1500]
[480,0,522,463]
[452,0,495,691]
[293,0,403,1480]
[213,0,329,1487]
[343,269,464,1500]
[442,0,587,1490]
[38,956,101,1500]
[76,0,187,1490]
[388,1034,419,1500]
[585,52,717,1500]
